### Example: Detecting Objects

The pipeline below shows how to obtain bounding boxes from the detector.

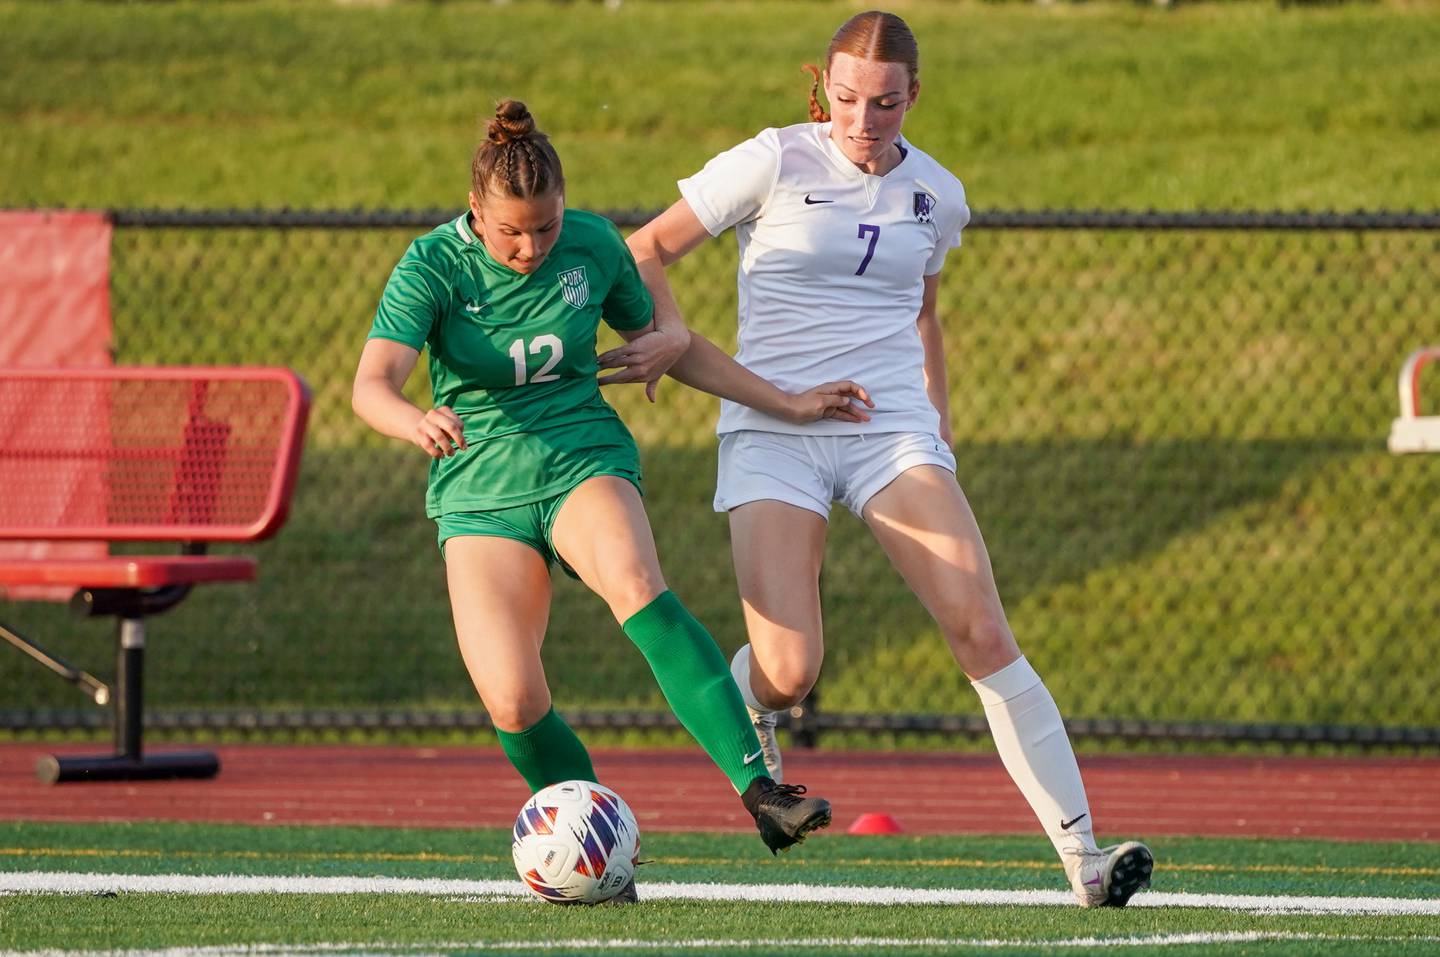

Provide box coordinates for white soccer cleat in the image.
[599,877,638,906]
[747,705,784,783]
[1063,840,1154,908]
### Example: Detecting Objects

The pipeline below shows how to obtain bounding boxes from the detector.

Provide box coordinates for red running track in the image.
[2,744,1437,841]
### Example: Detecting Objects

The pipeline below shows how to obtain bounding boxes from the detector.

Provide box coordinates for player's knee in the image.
[943,613,1017,672]
[598,568,668,622]
[486,695,551,735]
[754,659,820,710]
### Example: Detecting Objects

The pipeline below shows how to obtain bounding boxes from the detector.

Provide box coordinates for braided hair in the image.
[471,99,564,199]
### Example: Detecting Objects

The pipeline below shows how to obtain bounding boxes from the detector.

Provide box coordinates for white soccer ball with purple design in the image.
[511,780,640,905]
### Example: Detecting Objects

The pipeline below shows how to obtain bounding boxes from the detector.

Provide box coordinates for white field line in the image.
[17,932,1440,957]
[5,871,1440,916]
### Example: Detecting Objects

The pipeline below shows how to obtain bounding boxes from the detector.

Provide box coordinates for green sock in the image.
[623,590,767,794]
[494,707,597,793]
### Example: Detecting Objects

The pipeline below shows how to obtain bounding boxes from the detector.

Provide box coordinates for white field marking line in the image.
[6,871,1440,916]
[19,933,1440,957]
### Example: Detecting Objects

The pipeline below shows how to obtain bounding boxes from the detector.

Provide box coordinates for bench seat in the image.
[0,556,256,589]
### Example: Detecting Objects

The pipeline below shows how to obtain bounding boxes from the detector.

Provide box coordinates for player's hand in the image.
[412,406,467,458]
[596,326,692,402]
[786,381,874,424]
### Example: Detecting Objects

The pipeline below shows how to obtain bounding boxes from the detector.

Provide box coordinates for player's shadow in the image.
[595,436,1351,708]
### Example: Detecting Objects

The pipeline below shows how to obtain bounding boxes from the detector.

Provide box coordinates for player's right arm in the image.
[625,198,713,339]
[357,245,467,458]
[614,199,710,397]
[623,199,873,424]
[352,338,467,459]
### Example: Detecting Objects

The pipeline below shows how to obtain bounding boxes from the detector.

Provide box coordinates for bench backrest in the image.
[0,367,310,543]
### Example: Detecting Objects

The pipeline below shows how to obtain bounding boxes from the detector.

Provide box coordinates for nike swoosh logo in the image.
[742,750,764,765]
[1060,813,1089,831]
[803,194,834,205]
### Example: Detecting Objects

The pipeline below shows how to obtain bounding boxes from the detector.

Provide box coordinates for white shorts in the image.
[714,430,958,520]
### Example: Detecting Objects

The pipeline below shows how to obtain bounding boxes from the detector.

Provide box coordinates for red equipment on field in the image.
[0,367,310,783]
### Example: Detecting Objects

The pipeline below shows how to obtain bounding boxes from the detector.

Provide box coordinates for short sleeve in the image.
[601,222,654,332]
[924,190,972,277]
[369,248,446,349]
[677,129,782,236]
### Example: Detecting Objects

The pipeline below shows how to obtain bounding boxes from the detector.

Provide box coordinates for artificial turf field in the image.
[4,821,1440,955]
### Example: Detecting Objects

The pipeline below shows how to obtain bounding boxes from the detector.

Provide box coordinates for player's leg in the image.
[551,474,831,852]
[725,499,829,782]
[861,464,1152,907]
[443,533,595,791]
[713,431,834,783]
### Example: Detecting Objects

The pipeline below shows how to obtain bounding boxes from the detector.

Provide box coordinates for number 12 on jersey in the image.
[855,224,881,276]
[509,334,563,385]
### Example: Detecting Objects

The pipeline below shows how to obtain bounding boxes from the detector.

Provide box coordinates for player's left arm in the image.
[597,316,690,403]
[917,271,953,447]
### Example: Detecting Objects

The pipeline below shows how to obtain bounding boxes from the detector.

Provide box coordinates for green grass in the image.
[2,1,1439,211]
[3,821,1440,955]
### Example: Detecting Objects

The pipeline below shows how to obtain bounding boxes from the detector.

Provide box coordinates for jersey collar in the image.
[454,213,478,245]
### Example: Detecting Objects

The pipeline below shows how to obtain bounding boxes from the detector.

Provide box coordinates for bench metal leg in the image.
[35,618,219,784]
[0,620,110,704]
[37,752,221,783]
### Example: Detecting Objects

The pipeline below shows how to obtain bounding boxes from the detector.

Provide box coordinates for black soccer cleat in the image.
[742,777,832,855]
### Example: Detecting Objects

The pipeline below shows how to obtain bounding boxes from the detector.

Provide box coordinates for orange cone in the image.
[846,812,903,835]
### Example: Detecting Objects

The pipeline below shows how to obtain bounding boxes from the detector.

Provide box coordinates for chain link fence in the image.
[3,209,1438,747]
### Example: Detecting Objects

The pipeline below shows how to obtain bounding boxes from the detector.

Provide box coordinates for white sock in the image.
[971,656,1098,857]
[729,644,772,714]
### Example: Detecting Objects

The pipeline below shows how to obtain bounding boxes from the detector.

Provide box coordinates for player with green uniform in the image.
[370,205,651,552]
[353,101,872,886]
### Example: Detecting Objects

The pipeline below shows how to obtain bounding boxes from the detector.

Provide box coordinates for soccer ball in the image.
[511,780,640,905]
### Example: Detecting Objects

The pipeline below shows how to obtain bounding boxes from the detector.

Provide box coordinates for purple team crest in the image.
[558,266,589,309]
[913,191,936,224]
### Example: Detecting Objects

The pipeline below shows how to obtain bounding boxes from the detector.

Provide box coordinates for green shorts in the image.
[435,470,641,577]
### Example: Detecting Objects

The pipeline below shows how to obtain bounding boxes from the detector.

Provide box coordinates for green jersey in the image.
[368,210,654,515]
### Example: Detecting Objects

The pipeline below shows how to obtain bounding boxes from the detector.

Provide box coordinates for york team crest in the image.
[913,191,936,224]
[557,266,589,309]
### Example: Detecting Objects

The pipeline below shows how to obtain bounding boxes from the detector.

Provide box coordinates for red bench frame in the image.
[0,366,310,782]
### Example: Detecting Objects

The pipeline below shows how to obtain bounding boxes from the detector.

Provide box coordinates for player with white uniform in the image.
[612,10,1155,908]
[683,121,966,519]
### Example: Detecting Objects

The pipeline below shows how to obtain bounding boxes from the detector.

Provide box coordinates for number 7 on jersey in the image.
[855,224,881,276]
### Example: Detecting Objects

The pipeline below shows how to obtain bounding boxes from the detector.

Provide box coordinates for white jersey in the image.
[679,122,969,436]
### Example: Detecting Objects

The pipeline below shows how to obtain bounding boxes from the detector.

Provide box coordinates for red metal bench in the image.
[0,367,310,783]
